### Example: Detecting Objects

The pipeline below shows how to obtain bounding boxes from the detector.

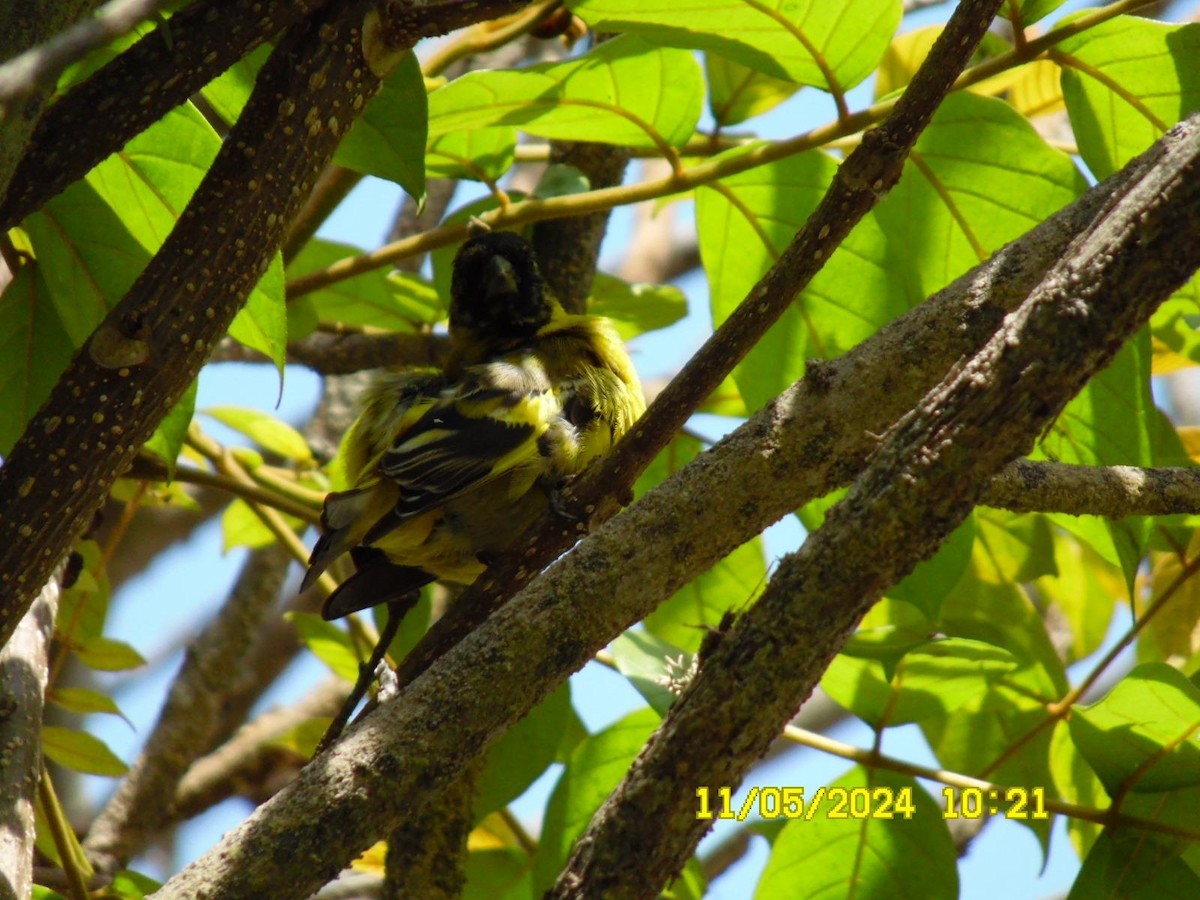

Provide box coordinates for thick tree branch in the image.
[0,571,59,900]
[0,0,532,652]
[0,0,336,230]
[550,110,1200,900]
[84,546,291,871]
[388,0,1010,696]
[0,0,180,122]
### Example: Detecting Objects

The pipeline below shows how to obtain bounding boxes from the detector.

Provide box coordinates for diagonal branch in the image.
[549,109,1200,900]
[0,0,532,652]
[387,0,1009,699]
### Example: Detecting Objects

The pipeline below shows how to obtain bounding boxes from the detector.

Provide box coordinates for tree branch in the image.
[550,110,1200,900]
[0,0,179,122]
[0,0,336,230]
[0,569,59,900]
[0,0,532,651]
[985,459,1200,517]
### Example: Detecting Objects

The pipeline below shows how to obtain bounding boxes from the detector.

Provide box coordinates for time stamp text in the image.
[695,786,1049,822]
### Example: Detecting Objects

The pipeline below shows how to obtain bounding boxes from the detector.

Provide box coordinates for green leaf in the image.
[221,498,304,551]
[41,725,128,776]
[706,53,800,127]
[49,686,125,718]
[287,612,360,683]
[286,238,435,333]
[143,378,197,477]
[0,262,74,455]
[875,91,1087,303]
[203,406,313,463]
[532,709,659,894]
[610,629,687,716]
[74,636,145,672]
[822,638,1020,727]
[1049,721,1104,861]
[570,0,901,93]
[108,870,164,899]
[228,253,287,378]
[755,769,957,899]
[200,43,270,126]
[1037,530,1118,664]
[463,847,531,900]
[1057,17,1200,180]
[876,27,1015,101]
[1007,0,1068,26]
[57,540,109,645]
[476,684,571,820]
[426,127,517,183]
[1069,830,1200,900]
[1070,663,1200,795]
[428,36,702,151]
[697,146,906,410]
[887,513,974,619]
[588,272,687,340]
[336,51,427,202]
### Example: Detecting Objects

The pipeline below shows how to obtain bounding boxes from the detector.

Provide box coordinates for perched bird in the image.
[304,231,645,620]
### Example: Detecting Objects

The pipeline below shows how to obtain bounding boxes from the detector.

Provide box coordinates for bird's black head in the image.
[449,232,554,344]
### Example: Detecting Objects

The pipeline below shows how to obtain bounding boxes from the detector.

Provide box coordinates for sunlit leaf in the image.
[571,0,901,93]
[428,36,702,151]
[287,612,360,683]
[476,684,571,820]
[706,53,799,126]
[756,769,957,899]
[336,52,427,202]
[1056,17,1200,179]
[203,406,313,463]
[1070,663,1200,795]
[42,725,128,776]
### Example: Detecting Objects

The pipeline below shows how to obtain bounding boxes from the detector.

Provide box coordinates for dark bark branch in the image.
[531,140,632,314]
[0,570,59,900]
[387,0,1010,698]
[550,110,1200,900]
[0,0,531,651]
[0,0,335,231]
[83,547,291,871]
[0,0,179,122]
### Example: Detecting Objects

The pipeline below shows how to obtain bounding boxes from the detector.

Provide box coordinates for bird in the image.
[303,230,645,621]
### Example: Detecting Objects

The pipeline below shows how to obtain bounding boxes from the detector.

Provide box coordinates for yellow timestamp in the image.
[695,785,1051,822]
[942,786,1048,820]
[696,786,917,822]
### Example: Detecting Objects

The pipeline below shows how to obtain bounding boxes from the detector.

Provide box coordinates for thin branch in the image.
[0,0,177,121]
[986,459,1200,517]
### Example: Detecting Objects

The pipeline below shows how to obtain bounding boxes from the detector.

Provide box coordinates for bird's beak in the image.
[484,256,519,302]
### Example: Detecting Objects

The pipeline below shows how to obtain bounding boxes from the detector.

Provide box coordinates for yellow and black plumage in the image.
[304,231,645,620]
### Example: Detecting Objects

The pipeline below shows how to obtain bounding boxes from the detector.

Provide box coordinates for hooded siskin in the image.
[305,231,645,619]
